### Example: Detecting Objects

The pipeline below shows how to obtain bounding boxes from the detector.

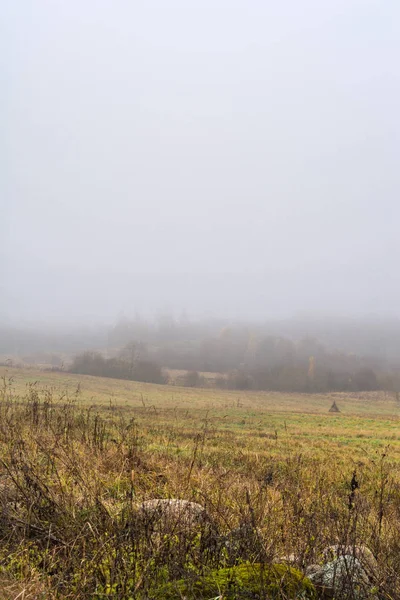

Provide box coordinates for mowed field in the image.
[3,366,400,466]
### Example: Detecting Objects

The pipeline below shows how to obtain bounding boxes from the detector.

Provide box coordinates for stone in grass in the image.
[129,498,219,561]
[322,545,378,576]
[308,555,378,600]
[132,499,216,535]
[155,563,317,599]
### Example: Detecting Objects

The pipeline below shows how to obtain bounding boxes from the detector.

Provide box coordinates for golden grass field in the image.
[3,366,400,466]
[1,366,400,598]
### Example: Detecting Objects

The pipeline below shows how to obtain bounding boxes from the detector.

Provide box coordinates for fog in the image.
[3,1,400,324]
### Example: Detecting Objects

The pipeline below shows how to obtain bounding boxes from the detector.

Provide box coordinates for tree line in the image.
[71,322,400,392]
[70,344,166,384]
[3,315,400,392]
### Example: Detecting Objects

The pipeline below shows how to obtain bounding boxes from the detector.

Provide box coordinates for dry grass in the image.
[0,574,47,600]
[0,368,399,598]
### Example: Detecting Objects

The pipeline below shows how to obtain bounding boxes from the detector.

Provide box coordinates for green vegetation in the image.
[156,563,316,599]
[0,367,399,598]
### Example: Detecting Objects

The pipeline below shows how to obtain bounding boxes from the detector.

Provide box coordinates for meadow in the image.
[5,367,400,464]
[0,367,400,598]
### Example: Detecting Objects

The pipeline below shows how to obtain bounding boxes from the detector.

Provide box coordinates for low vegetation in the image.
[156,564,317,599]
[0,368,399,598]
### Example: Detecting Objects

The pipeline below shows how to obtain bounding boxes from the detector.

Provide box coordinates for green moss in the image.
[154,563,317,599]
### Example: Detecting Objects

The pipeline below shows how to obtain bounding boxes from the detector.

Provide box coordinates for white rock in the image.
[309,555,378,600]
[133,499,215,534]
[322,544,377,575]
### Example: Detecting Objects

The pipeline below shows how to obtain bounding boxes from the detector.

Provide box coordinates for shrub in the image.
[227,370,253,390]
[182,371,202,387]
[69,352,166,384]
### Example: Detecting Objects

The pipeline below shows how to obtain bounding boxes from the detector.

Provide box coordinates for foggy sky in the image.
[3,1,400,323]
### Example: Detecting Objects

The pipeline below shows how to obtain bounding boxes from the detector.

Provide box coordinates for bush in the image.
[70,351,106,377]
[182,371,202,388]
[227,370,253,390]
[133,360,167,384]
[70,352,166,384]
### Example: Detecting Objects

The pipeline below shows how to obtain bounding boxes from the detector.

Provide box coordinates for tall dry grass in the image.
[0,376,398,598]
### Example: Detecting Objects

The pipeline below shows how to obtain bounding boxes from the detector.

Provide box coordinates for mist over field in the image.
[3,5,400,597]
[3,0,400,325]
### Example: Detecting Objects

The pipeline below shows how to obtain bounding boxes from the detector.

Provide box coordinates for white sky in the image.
[2,0,400,322]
